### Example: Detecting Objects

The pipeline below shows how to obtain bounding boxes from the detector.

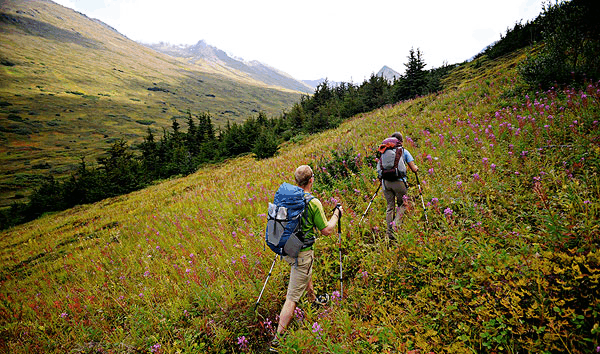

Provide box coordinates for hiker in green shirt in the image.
[271,165,343,351]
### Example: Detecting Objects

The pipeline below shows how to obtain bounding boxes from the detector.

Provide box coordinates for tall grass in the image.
[1,50,599,353]
[0,0,302,208]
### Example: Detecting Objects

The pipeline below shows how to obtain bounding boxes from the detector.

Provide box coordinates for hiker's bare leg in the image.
[305,278,315,303]
[277,298,296,334]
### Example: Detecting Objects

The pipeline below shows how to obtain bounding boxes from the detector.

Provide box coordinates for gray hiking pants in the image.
[382,179,407,238]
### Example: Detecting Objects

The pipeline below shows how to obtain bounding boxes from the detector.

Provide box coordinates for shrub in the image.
[519,0,600,88]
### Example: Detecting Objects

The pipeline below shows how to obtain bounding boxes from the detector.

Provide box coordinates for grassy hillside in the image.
[1,48,599,353]
[0,0,302,207]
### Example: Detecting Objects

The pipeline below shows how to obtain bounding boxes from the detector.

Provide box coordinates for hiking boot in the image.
[268,337,280,353]
[312,293,330,307]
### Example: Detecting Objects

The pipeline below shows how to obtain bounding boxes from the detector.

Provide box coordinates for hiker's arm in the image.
[408,161,418,173]
[319,207,343,237]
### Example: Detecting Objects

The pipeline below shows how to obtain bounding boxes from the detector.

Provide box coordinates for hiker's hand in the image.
[335,205,344,218]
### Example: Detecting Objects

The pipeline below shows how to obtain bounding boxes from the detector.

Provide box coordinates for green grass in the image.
[0,0,303,207]
[1,47,599,353]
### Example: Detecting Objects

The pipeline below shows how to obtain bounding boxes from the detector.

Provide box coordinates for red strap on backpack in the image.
[393,146,403,170]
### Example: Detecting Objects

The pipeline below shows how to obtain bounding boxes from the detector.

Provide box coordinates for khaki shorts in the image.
[283,249,314,302]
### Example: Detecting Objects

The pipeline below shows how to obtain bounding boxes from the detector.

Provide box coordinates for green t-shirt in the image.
[301,194,328,246]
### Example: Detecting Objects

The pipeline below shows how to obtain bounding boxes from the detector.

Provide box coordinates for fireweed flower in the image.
[457,181,463,188]
[332,290,341,302]
[294,307,304,321]
[444,208,453,217]
[265,318,273,331]
[312,322,323,336]
[237,336,249,351]
[150,343,161,353]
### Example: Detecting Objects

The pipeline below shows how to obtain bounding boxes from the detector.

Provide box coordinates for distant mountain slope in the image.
[302,78,345,89]
[147,41,314,94]
[303,66,402,89]
[0,0,303,207]
[377,65,402,81]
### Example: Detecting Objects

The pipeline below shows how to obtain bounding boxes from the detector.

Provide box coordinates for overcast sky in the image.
[53,0,545,83]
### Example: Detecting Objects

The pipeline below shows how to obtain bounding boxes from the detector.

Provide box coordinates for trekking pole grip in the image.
[336,204,342,232]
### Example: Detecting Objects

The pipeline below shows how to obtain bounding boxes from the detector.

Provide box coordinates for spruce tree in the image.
[404,47,427,98]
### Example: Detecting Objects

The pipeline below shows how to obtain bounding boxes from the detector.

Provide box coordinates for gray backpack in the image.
[378,137,407,181]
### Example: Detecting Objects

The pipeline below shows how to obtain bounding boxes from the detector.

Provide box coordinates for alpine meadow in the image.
[1,0,600,353]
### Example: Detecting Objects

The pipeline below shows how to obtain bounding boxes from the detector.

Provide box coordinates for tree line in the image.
[475,0,599,89]
[4,0,597,230]
[1,47,448,230]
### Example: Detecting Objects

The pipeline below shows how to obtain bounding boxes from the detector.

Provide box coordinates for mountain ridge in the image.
[0,0,303,207]
[145,40,314,94]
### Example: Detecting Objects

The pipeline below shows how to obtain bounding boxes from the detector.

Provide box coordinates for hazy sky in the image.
[53,0,545,83]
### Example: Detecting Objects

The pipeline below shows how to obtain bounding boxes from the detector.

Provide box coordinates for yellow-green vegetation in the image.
[0,0,302,207]
[1,46,599,353]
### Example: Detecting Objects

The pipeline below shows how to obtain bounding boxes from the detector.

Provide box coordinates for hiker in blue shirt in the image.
[270,165,343,352]
[376,132,418,240]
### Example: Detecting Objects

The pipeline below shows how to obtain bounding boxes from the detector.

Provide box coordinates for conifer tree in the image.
[252,128,279,159]
[404,47,427,98]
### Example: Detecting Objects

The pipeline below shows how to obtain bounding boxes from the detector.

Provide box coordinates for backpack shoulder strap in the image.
[303,193,314,214]
[393,147,403,168]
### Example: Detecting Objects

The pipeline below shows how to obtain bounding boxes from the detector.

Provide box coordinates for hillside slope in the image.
[0,0,302,207]
[146,40,315,94]
[0,49,598,353]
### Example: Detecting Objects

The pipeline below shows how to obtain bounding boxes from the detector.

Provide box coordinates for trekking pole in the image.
[358,183,381,226]
[415,172,429,225]
[254,254,278,311]
[336,204,343,299]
